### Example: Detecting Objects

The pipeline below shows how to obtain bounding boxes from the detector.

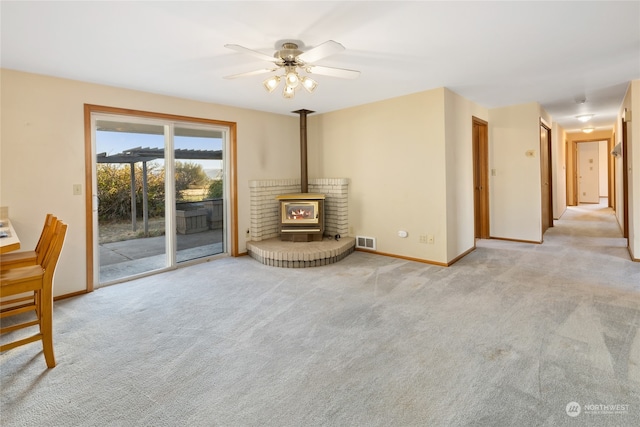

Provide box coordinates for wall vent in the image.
[356,236,376,250]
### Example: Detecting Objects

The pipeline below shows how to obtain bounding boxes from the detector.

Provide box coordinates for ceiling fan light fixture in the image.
[224,40,359,100]
[576,114,594,122]
[263,75,281,93]
[582,127,595,134]
[300,76,318,93]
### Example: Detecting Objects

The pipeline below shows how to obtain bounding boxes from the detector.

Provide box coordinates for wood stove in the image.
[277,193,325,242]
[275,109,326,242]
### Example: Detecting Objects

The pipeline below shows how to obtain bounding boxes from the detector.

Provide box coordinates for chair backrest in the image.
[34,214,54,253]
[35,214,58,265]
[41,221,67,284]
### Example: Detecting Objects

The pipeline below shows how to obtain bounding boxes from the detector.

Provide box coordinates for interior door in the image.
[577,142,600,203]
[472,117,489,239]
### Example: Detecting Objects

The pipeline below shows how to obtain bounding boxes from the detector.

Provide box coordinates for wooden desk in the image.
[0,219,21,254]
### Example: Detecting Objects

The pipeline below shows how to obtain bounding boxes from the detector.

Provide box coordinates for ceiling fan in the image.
[223,40,360,98]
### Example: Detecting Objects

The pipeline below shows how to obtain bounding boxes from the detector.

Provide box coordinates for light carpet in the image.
[1,203,639,426]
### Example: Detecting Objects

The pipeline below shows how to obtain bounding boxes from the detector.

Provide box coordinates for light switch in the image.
[73,184,82,195]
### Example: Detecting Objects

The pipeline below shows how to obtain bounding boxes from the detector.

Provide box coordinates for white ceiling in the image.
[2,1,639,132]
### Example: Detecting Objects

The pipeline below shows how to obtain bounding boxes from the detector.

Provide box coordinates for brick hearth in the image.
[247,237,355,268]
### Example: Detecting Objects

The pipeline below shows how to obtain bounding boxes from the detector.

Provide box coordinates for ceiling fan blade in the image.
[223,68,278,79]
[306,65,360,79]
[297,40,345,64]
[224,44,280,64]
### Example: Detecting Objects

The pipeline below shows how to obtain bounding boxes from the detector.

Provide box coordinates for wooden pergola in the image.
[97,147,222,234]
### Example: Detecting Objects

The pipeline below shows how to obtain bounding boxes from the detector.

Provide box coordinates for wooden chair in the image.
[0,220,67,368]
[0,214,57,270]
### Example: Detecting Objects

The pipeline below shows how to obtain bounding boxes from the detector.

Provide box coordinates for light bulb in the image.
[283,85,295,99]
[285,71,299,88]
[582,127,595,134]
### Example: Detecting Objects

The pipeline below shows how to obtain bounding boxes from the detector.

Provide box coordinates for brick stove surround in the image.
[249,178,349,241]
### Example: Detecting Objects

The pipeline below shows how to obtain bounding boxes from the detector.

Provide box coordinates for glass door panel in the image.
[174,125,225,263]
[95,119,167,284]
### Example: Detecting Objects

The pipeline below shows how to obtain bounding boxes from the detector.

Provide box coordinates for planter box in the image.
[176,208,208,234]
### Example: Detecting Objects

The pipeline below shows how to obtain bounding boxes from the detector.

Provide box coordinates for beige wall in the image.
[552,122,567,219]
[309,89,450,264]
[309,87,489,265]
[443,89,489,261]
[0,69,299,296]
[488,102,544,242]
[598,140,609,197]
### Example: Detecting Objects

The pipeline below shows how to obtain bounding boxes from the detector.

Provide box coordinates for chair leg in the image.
[40,295,56,368]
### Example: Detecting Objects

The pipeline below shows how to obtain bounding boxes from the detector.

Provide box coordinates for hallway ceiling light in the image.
[582,127,595,133]
[576,114,594,122]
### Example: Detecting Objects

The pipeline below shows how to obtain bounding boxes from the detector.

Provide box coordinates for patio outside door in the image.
[92,114,227,286]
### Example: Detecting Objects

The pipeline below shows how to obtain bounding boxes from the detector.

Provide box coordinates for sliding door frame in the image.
[83,104,238,292]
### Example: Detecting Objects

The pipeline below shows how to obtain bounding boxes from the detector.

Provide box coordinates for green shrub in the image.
[98,161,214,221]
[207,179,223,199]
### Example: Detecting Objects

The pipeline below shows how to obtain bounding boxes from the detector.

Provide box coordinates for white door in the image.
[577,142,600,203]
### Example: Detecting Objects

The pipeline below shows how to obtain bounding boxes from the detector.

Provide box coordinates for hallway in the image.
[476,199,637,291]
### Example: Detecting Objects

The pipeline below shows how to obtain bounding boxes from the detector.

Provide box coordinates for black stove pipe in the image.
[293,109,314,194]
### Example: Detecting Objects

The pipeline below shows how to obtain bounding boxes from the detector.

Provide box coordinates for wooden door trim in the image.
[83,104,239,293]
[540,121,553,235]
[622,118,629,238]
[566,137,612,207]
[572,138,612,205]
[608,136,615,208]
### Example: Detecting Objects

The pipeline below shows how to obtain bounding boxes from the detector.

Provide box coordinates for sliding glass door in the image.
[174,124,225,263]
[92,114,228,286]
